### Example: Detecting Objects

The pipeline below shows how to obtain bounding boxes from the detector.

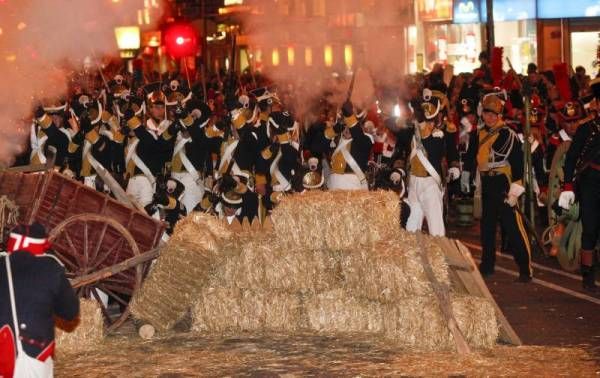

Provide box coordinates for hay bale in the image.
[271,191,399,250]
[340,235,450,302]
[305,290,498,350]
[214,234,342,294]
[381,295,499,350]
[55,299,104,356]
[191,288,305,333]
[130,214,236,332]
[305,289,384,333]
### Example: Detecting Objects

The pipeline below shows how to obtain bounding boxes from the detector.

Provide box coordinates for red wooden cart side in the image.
[0,170,165,332]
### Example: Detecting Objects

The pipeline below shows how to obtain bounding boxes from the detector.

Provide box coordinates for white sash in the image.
[216,140,239,179]
[334,138,367,184]
[126,139,156,185]
[82,140,106,176]
[174,136,199,181]
[270,148,291,192]
[30,123,48,164]
[410,135,442,186]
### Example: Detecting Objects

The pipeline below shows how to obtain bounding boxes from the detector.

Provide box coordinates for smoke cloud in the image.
[242,1,411,116]
[0,0,161,166]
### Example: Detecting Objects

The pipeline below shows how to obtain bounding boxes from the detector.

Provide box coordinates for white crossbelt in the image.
[30,123,48,164]
[270,148,291,192]
[333,138,366,184]
[410,134,442,187]
[126,138,156,185]
[173,135,199,182]
[216,140,239,179]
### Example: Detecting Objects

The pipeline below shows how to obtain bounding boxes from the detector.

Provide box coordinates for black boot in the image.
[581,250,597,292]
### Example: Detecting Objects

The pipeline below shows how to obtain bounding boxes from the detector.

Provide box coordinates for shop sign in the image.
[538,0,600,18]
[480,0,536,22]
[417,0,453,21]
[453,0,481,23]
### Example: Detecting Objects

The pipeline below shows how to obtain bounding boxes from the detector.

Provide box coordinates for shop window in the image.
[571,32,599,78]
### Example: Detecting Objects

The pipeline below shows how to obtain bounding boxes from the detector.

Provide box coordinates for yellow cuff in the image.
[127,117,142,130]
[113,131,125,144]
[68,142,80,154]
[261,147,273,160]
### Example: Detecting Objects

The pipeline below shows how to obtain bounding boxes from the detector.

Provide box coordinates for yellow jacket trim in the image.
[85,129,100,144]
[344,114,358,128]
[38,114,52,129]
[324,126,337,140]
[255,173,267,186]
[180,115,194,128]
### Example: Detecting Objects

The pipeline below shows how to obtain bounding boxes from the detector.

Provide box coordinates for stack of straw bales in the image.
[55,299,104,356]
[132,190,499,350]
[129,214,234,332]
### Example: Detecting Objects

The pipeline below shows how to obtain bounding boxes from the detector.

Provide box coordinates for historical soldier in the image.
[30,102,72,169]
[395,89,460,236]
[122,91,174,209]
[0,223,80,377]
[558,78,600,291]
[165,100,211,214]
[215,174,265,225]
[326,100,373,190]
[463,94,533,282]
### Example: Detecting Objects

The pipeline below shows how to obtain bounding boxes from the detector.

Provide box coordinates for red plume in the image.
[491,47,504,86]
[553,63,572,102]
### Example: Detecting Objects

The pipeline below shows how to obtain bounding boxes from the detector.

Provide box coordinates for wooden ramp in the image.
[433,237,522,346]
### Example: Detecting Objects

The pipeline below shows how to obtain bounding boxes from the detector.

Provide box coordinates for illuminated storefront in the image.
[537,0,600,75]
[414,0,537,74]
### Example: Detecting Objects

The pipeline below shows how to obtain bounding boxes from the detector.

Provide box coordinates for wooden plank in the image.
[453,240,522,346]
[416,233,471,355]
[69,247,161,288]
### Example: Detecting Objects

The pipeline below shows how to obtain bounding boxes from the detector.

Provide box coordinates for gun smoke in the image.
[0,0,161,167]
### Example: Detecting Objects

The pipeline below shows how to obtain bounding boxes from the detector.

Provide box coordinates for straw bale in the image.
[270,190,399,250]
[55,299,104,356]
[214,234,342,293]
[340,235,450,302]
[130,214,237,332]
[305,290,498,350]
[192,288,305,333]
[382,295,498,350]
[305,289,384,333]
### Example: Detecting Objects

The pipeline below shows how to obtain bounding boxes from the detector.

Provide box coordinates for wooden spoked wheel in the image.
[547,142,570,226]
[49,214,141,333]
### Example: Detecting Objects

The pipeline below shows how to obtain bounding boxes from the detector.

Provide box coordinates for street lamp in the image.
[115,26,141,59]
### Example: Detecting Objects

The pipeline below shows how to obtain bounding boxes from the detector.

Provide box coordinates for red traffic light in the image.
[164,24,198,58]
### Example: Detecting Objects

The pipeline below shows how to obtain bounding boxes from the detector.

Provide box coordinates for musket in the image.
[506,57,523,89]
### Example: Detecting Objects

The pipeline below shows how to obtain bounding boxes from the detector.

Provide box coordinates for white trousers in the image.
[406,175,445,236]
[327,173,368,191]
[126,175,155,208]
[171,171,204,214]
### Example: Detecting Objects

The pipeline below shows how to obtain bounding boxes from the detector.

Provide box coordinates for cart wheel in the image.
[49,214,141,333]
[547,142,570,226]
[556,217,582,273]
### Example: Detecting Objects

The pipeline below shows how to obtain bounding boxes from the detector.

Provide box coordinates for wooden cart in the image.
[0,168,165,332]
